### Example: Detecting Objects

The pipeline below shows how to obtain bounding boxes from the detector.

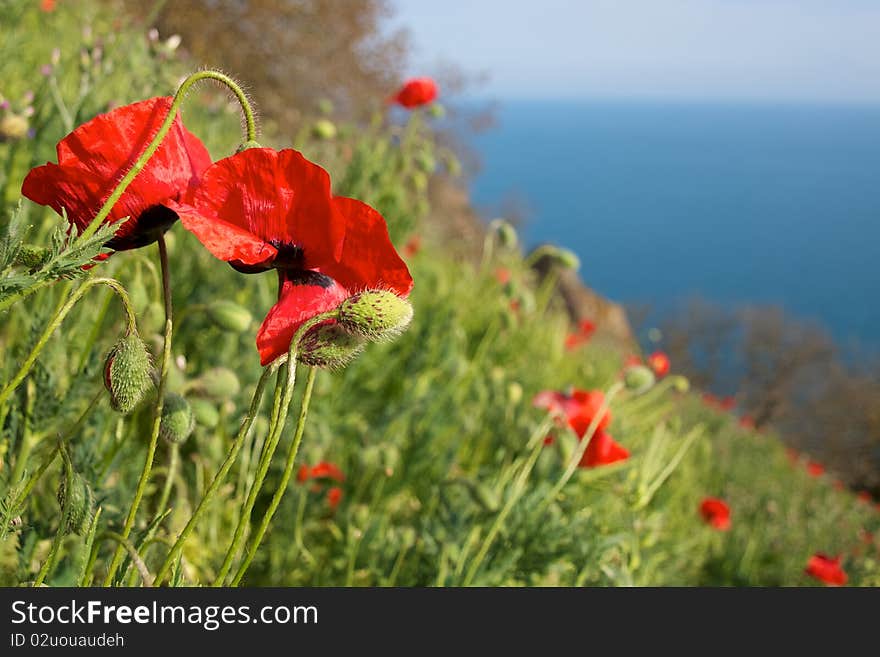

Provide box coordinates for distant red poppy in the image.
[327,487,343,510]
[804,553,847,586]
[857,490,872,504]
[806,461,825,478]
[533,388,612,438]
[296,461,345,484]
[22,97,211,253]
[646,351,670,377]
[579,430,629,468]
[719,396,736,411]
[565,319,596,350]
[392,77,438,109]
[40,0,56,12]
[699,498,731,531]
[174,147,413,365]
[495,267,511,285]
[738,415,755,430]
[403,234,422,258]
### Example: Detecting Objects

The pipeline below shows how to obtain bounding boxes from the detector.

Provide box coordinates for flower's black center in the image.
[105,204,177,251]
[284,269,334,289]
[229,239,304,274]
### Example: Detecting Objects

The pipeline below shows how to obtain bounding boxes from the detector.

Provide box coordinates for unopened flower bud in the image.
[492,219,518,249]
[197,368,240,398]
[311,118,337,139]
[206,300,252,333]
[542,245,580,271]
[0,113,28,142]
[190,398,220,428]
[13,244,49,270]
[298,324,365,370]
[624,365,656,394]
[337,290,413,342]
[428,103,446,119]
[56,473,94,535]
[670,376,690,393]
[104,333,152,414]
[160,393,194,444]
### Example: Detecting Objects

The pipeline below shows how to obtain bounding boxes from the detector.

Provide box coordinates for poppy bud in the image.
[159,393,195,445]
[13,244,49,270]
[298,324,365,370]
[197,368,241,398]
[543,246,580,271]
[428,103,445,119]
[624,365,655,394]
[492,219,518,249]
[337,290,413,342]
[190,398,220,428]
[507,382,523,406]
[416,151,436,173]
[206,300,252,333]
[670,376,690,393]
[0,113,28,141]
[56,472,94,535]
[104,333,153,414]
[311,118,337,140]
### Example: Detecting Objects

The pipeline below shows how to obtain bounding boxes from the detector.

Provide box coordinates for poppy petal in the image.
[169,200,277,265]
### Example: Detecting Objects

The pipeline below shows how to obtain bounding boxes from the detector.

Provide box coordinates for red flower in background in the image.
[533,388,611,438]
[22,97,211,252]
[738,415,755,430]
[699,498,731,531]
[857,491,872,504]
[806,461,825,478]
[805,553,847,586]
[579,430,629,468]
[564,319,596,350]
[298,461,345,483]
[392,77,438,109]
[174,147,413,365]
[40,0,56,12]
[719,396,737,411]
[327,487,343,510]
[495,267,511,285]
[403,235,422,258]
[646,351,670,377]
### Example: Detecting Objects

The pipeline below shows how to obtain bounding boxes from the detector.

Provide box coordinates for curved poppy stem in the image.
[80,69,258,243]
[213,311,338,586]
[103,235,173,586]
[230,367,317,586]
[151,362,279,587]
[0,278,137,410]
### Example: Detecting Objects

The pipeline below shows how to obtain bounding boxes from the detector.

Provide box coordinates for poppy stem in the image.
[33,442,75,587]
[103,235,173,585]
[229,366,317,586]
[79,69,258,244]
[213,311,338,586]
[0,278,138,410]
[151,361,278,587]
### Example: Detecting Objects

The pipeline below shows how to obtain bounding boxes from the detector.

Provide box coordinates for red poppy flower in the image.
[495,267,511,285]
[403,235,422,258]
[738,415,755,430]
[309,461,346,483]
[22,97,211,252]
[806,461,825,478]
[173,147,413,365]
[391,77,438,109]
[565,319,596,351]
[40,0,56,12]
[857,491,872,504]
[699,498,731,531]
[804,553,847,586]
[719,396,737,411]
[579,430,629,468]
[533,388,611,438]
[646,351,670,377]
[327,487,343,510]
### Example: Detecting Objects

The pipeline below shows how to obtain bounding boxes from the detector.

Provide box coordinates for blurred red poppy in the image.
[23,97,211,252]
[579,430,629,468]
[327,487,343,510]
[310,461,346,483]
[392,77,438,109]
[40,0,56,12]
[699,498,731,531]
[857,490,872,504]
[533,388,611,438]
[806,461,825,478]
[804,553,847,586]
[403,234,422,258]
[495,267,511,285]
[646,351,670,377]
[174,147,413,365]
[565,319,596,350]
[738,415,755,430]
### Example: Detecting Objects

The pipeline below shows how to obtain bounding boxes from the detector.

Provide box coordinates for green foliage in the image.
[0,0,877,588]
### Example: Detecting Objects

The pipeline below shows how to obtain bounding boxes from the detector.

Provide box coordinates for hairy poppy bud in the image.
[190,398,219,428]
[492,219,518,249]
[197,368,241,398]
[160,393,195,444]
[13,244,49,270]
[337,290,413,342]
[104,333,152,414]
[0,113,28,141]
[206,300,252,333]
[56,472,94,535]
[311,118,337,139]
[298,324,365,370]
[624,365,655,394]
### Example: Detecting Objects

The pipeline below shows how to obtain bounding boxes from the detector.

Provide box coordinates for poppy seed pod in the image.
[311,118,337,140]
[190,398,220,429]
[56,472,94,535]
[623,365,655,394]
[159,393,195,444]
[104,333,153,414]
[197,368,241,398]
[206,300,252,333]
[298,324,365,370]
[337,290,413,342]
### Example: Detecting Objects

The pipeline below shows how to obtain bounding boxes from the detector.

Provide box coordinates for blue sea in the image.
[466,99,880,349]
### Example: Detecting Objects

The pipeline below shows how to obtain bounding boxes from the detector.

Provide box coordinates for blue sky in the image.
[390,0,880,102]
